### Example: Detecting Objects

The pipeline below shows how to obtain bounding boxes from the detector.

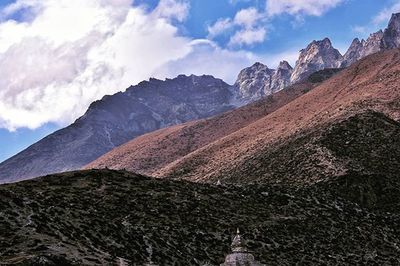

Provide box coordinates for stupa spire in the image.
[220,229,266,266]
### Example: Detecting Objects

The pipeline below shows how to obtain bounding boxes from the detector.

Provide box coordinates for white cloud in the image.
[0,0,254,131]
[229,27,267,46]
[266,0,344,17]
[208,7,267,47]
[207,18,233,38]
[234,7,264,28]
[351,25,368,34]
[152,0,190,22]
[209,0,344,47]
[373,1,400,25]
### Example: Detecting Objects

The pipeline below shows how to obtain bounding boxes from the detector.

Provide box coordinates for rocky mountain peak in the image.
[363,30,384,54]
[341,12,400,67]
[234,62,275,101]
[387,12,400,32]
[290,38,342,83]
[277,60,293,70]
[250,62,271,71]
[341,38,364,67]
[0,74,236,183]
[383,12,400,48]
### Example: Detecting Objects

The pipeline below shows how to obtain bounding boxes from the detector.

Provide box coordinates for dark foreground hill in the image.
[1,169,399,265]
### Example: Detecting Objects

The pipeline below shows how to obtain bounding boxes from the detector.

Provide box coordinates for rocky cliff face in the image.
[341,31,384,67]
[383,13,400,49]
[341,38,364,67]
[271,61,293,91]
[341,13,400,67]
[290,38,342,83]
[234,62,275,101]
[0,75,236,183]
[362,30,385,57]
[234,61,293,102]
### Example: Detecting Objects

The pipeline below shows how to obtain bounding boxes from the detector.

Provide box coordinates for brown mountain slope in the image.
[155,49,400,183]
[85,81,317,174]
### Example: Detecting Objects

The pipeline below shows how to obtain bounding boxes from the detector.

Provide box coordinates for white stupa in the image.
[220,229,265,266]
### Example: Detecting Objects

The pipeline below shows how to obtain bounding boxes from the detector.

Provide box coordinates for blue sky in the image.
[0,0,399,163]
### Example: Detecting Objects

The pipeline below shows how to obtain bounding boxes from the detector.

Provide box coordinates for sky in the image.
[0,0,399,163]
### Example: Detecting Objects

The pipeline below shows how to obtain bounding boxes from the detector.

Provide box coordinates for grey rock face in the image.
[290,38,342,83]
[341,31,384,67]
[234,62,275,101]
[383,13,400,49]
[234,61,293,102]
[0,75,236,183]
[342,13,400,67]
[362,30,384,57]
[271,61,293,92]
[341,38,364,67]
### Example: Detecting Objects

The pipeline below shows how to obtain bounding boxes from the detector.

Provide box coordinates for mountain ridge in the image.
[2,13,400,183]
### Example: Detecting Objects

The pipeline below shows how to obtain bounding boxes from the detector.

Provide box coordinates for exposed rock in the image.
[0,75,237,183]
[342,13,400,67]
[290,38,342,83]
[361,30,384,57]
[234,62,275,101]
[156,49,400,185]
[383,13,400,49]
[270,61,293,92]
[340,38,364,67]
[340,31,384,68]
[85,81,317,176]
[234,61,293,102]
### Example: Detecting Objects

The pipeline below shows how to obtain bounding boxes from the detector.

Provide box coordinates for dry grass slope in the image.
[0,169,399,265]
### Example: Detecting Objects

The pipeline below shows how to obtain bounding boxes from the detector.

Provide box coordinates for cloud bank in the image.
[0,0,256,130]
[208,0,344,47]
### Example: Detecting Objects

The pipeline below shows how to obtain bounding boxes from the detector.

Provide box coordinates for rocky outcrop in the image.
[271,61,293,92]
[362,30,384,57]
[0,75,237,183]
[234,61,293,102]
[290,38,342,83]
[341,38,364,67]
[341,31,384,67]
[383,13,400,49]
[234,62,275,101]
[341,13,400,67]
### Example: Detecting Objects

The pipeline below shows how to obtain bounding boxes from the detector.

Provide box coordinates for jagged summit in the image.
[234,62,275,101]
[341,38,363,67]
[290,37,342,83]
[277,60,292,70]
[251,62,268,68]
[383,12,400,48]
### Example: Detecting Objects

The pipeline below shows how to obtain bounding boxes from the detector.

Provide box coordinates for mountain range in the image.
[87,48,400,189]
[1,11,400,266]
[1,13,400,184]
